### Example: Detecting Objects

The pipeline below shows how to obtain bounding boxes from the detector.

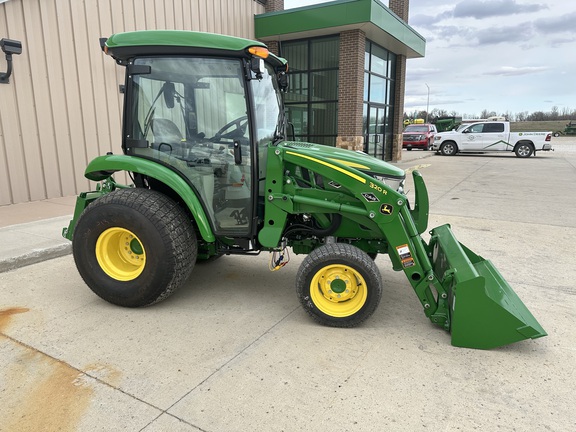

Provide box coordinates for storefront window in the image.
[281,36,339,146]
[363,40,396,161]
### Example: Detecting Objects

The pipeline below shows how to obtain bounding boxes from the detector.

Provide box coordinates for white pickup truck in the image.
[432,121,553,157]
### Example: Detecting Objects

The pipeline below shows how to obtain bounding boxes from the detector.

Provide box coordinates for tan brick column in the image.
[391,54,407,161]
[388,0,409,162]
[265,40,280,56]
[265,0,284,13]
[336,29,366,151]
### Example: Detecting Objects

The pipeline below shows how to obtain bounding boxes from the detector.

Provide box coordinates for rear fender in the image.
[84,154,215,242]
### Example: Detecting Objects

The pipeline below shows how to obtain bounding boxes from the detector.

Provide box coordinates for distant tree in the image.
[404,107,576,122]
[417,110,428,120]
[503,111,515,122]
[560,107,574,119]
[527,111,546,121]
[550,106,560,121]
[430,108,448,120]
[480,109,497,119]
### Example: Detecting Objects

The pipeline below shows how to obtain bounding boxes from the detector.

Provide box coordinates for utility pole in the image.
[425,83,430,123]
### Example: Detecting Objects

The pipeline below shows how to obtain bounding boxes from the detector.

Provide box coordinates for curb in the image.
[0,243,72,273]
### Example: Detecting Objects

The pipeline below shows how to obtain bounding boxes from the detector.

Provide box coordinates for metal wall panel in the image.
[0,0,264,205]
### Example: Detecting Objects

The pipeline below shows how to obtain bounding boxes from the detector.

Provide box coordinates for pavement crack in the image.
[1,332,166,414]
[155,305,302,425]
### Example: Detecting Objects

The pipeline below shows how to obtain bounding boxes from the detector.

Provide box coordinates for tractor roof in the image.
[103,30,287,69]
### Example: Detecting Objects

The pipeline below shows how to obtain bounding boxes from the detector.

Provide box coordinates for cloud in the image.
[473,23,534,45]
[453,0,548,19]
[548,36,576,47]
[409,11,453,27]
[533,11,576,34]
[483,66,549,76]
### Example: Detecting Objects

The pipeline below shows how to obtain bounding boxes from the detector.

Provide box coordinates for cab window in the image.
[127,57,252,235]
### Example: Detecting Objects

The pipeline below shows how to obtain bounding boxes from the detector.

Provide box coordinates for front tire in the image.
[296,243,382,327]
[72,188,197,307]
[440,142,458,156]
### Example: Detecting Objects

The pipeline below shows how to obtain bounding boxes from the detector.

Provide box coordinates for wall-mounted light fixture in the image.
[0,38,23,84]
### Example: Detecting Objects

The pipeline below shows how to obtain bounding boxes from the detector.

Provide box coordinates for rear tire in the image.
[515,142,534,158]
[72,188,197,307]
[296,243,382,327]
[440,142,458,156]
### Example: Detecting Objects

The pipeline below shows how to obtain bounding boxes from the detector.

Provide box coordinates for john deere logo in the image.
[380,203,394,215]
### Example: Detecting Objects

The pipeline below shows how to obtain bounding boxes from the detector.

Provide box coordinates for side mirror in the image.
[1,38,22,55]
[163,82,175,109]
[0,38,23,84]
[250,58,264,80]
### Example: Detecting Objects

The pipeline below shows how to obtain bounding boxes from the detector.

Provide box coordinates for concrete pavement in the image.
[1,140,575,431]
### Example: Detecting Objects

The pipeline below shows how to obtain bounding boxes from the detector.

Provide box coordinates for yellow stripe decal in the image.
[286,151,366,183]
[328,158,370,170]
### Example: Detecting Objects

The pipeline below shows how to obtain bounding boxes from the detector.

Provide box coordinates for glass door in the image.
[364,104,386,160]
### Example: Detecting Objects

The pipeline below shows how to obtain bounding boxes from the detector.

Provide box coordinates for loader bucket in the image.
[429,224,547,349]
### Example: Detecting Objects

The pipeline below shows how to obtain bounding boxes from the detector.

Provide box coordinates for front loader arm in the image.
[258,145,408,247]
[258,145,448,319]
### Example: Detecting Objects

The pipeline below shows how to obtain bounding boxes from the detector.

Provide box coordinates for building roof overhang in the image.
[255,0,425,58]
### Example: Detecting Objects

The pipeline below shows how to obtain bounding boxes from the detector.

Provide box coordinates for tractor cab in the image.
[104,31,287,245]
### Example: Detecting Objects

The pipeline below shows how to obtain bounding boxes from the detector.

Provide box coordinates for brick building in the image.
[256,0,424,161]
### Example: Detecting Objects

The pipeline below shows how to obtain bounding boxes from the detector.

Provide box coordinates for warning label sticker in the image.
[396,244,415,268]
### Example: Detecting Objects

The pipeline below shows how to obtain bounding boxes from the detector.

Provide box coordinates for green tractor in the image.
[63,30,546,349]
[553,120,576,137]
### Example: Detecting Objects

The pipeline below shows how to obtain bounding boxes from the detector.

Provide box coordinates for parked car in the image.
[403,124,437,151]
[432,121,552,157]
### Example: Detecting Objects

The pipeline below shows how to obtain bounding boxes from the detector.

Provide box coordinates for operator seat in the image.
[150,118,183,150]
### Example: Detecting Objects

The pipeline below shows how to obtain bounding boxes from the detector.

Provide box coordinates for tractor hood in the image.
[279,141,405,181]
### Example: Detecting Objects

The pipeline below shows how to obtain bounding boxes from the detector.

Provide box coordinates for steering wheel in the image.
[211,116,248,142]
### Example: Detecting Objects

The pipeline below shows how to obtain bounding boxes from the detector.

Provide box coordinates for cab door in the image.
[127,56,254,237]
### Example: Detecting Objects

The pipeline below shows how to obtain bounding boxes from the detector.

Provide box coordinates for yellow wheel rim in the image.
[309,264,368,317]
[95,227,146,281]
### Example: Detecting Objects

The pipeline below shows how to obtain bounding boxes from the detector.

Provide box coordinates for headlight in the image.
[373,174,405,193]
[435,135,441,140]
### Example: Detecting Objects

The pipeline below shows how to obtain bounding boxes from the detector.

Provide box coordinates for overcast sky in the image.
[284,0,576,117]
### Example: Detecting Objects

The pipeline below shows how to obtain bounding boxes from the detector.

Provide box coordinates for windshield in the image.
[404,125,428,133]
[250,62,283,182]
[250,63,283,144]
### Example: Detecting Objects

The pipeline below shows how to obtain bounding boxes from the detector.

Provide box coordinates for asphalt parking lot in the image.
[1,137,575,431]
